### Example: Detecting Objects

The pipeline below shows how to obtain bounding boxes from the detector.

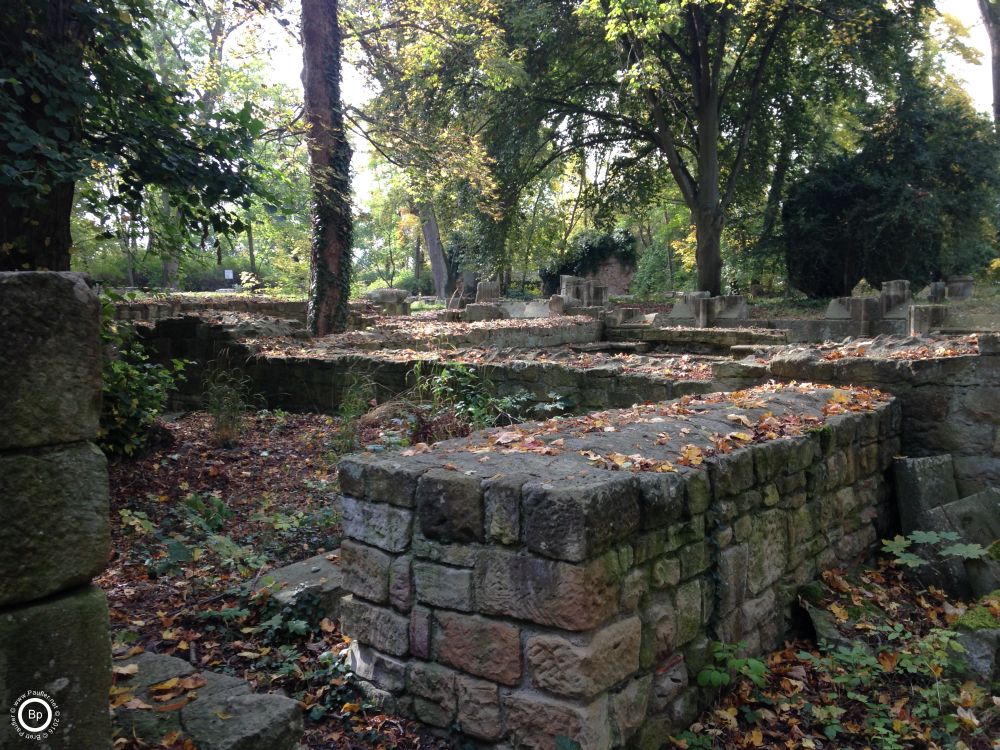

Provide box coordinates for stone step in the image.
[253,551,345,619]
[113,652,302,750]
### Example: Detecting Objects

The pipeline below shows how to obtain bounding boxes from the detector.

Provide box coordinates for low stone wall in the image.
[717,336,1000,494]
[606,325,787,352]
[0,273,112,749]
[115,296,308,324]
[335,386,900,749]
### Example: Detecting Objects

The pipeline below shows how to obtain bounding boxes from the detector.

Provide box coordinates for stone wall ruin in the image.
[335,386,901,749]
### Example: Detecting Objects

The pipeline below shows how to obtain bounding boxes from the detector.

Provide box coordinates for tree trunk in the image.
[302,0,353,335]
[420,205,451,298]
[979,1,1000,124]
[247,216,257,276]
[0,2,86,271]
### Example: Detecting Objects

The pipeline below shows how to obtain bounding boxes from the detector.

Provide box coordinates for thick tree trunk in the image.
[302,0,353,335]
[0,2,85,270]
[247,217,257,276]
[420,205,451,298]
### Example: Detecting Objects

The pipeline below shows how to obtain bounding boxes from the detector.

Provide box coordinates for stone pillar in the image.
[0,272,112,749]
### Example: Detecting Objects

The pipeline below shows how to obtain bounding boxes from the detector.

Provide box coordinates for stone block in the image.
[503,691,612,750]
[433,611,521,685]
[340,540,391,603]
[640,598,677,668]
[339,496,413,553]
[747,509,788,595]
[651,557,681,589]
[464,303,507,322]
[337,454,424,508]
[610,674,652,745]
[0,272,102,450]
[347,641,407,693]
[940,488,1000,547]
[253,552,345,619]
[339,595,409,656]
[407,662,457,727]
[389,555,413,612]
[456,675,502,741]
[675,579,702,646]
[621,567,650,611]
[416,469,484,544]
[651,655,688,713]
[718,543,749,615]
[680,541,711,580]
[527,617,640,699]
[0,586,111,750]
[409,606,431,659]
[0,443,109,607]
[636,472,686,529]
[709,450,756,496]
[522,475,640,562]
[413,561,473,611]
[892,455,959,533]
[483,474,523,544]
[475,548,621,631]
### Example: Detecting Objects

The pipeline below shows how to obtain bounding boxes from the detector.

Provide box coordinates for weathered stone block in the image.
[339,595,409,656]
[522,475,640,562]
[527,616,640,699]
[651,655,688,713]
[456,674,502,741]
[718,543,749,615]
[610,674,652,745]
[503,691,612,750]
[409,606,431,659]
[407,662,456,727]
[0,272,102,451]
[340,540,391,604]
[417,469,484,544]
[637,472,686,529]
[475,548,621,631]
[483,474,523,544]
[621,567,650,611]
[337,454,425,508]
[0,586,111,750]
[710,450,756,496]
[747,509,788,595]
[388,555,413,612]
[253,552,345,619]
[0,443,109,607]
[339,496,412,553]
[348,641,407,693]
[413,561,473,611]
[433,611,521,685]
[640,598,677,668]
[675,579,702,646]
[680,541,711,580]
[651,557,681,589]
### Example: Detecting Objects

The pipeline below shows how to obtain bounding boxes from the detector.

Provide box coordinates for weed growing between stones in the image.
[204,366,257,446]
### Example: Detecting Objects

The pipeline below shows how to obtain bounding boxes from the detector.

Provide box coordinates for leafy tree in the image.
[784,83,1000,296]
[0,0,262,271]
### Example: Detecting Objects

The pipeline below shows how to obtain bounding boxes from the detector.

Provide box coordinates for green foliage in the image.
[539,229,637,295]
[697,641,769,689]
[785,83,1000,296]
[0,0,264,268]
[881,531,987,569]
[797,626,982,748]
[204,368,256,446]
[417,363,531,430]
[98,295,185,456]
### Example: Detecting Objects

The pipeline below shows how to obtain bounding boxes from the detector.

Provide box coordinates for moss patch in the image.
[954,590,1000,631]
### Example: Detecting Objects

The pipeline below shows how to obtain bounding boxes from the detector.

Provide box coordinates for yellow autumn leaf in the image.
[829,603,849,622]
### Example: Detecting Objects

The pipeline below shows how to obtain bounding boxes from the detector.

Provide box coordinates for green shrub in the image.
[98,296,185,456]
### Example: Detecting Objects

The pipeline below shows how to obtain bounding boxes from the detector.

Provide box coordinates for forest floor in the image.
[102,407,999,750]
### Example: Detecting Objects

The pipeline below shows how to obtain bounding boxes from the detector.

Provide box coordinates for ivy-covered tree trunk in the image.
[302,0,352,335]
[980,1,1000,125]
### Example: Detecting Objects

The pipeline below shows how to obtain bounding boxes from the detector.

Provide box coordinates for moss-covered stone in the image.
[954,591,1000,631]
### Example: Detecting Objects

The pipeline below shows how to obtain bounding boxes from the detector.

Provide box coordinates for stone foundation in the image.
[0,272,112,749]
[336,387,900,749]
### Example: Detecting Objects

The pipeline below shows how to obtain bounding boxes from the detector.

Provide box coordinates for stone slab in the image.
[0,272,102,450]
[253,551,345,618]
[0,443,110,607]
[0,586,111,750]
